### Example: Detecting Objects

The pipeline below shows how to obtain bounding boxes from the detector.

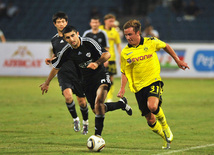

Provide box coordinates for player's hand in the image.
[45,58,52,65]
[177,60,190,70]
[45,57,57,65]
[117,88,125,98]
[87,62,98,70]
[39,82,49,95]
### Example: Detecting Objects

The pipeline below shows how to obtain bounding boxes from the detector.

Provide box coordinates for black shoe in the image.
[119,97,132,116]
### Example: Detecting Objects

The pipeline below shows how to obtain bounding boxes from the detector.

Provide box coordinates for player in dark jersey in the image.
[82,16,109,51]
[39,12,89,135]
[51,25,132,139]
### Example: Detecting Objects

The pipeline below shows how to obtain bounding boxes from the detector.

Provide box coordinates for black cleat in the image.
[120,97,132,116]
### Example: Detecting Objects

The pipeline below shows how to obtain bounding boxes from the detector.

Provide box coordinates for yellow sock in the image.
[150,120,165,140]
[107,84,114,101]
[155,107,168,130]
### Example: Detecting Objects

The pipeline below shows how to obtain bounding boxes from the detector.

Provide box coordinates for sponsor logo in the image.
[3,46,42,68]
[131,54,153,62]
[193,50,214,71]
[78,51,82,55]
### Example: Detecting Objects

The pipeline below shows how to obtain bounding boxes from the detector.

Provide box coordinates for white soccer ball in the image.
[87,135,105,152]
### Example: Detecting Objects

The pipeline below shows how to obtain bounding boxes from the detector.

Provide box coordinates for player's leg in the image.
[148,96,172,149]
[148,81,173,144]
[76,96,89,135]
[63,88,80,132]
[104,97,132,115]
[106,75,114,102]
[106,61,116,102]
[94,84,108,136]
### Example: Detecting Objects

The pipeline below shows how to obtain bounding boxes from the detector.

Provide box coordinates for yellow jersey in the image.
[121,37,166,93]
[99,25,121,61]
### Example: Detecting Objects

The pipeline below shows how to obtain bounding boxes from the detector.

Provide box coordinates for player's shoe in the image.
[73,120,80,132]
[82,124,88,135]
[162,130,171,149]
[120,97,132,116]
[163,126,173,142]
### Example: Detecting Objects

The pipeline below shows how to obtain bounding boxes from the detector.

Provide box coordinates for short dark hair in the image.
[91,16,100,21]
[62,25,78,36]
[52,11,68,23]
[123,19,142,35]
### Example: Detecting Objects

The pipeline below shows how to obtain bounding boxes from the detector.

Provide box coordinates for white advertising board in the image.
[0,42,214,78]
[0,42,52,76]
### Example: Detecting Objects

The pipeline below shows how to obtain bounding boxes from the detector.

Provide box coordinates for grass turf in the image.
[0,77,214,154]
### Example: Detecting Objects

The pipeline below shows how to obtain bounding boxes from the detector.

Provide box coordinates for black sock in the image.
[66,101,78,119]
[80,104,88,121]
[95,115,105,136]
[104,100,125,112]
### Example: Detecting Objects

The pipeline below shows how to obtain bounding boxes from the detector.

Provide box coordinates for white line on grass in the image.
[154,143,214,155]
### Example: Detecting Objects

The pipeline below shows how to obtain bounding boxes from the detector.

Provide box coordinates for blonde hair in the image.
[104,14,116,21]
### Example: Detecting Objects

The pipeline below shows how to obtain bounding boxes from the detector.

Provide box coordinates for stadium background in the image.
[0,0,214,41]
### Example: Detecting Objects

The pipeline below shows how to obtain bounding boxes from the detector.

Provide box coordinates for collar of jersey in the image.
[128,37,144,48]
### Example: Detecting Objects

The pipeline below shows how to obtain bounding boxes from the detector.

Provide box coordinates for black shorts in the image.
[57,71,85,98]
[107,61,117,75]
[84,71,111,110]
[135,81,164,116]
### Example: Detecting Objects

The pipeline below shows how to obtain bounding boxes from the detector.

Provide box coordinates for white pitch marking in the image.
[154,143,214,155]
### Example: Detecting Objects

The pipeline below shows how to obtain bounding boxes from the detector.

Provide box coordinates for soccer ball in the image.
[87,135,105,152]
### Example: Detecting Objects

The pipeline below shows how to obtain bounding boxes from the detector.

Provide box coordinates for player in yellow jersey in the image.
[117,19,190,149]
[99,14,122,102]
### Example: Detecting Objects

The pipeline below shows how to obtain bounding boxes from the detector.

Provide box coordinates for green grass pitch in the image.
[0,77,214,154]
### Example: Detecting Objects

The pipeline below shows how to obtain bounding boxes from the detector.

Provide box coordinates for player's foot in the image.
[82,124,88,135]
[162,140,171,149]
[162,130,171,149]
[163,126,173,142]
[73,120,80,132]
[120,97,132,116]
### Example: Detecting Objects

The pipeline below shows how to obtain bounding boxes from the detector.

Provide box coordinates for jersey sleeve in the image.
[155,38,166,51]
[51,44,71,69]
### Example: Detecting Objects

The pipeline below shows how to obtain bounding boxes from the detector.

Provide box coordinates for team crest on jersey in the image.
[144,47,148,51]
[127,58,132,64]
[86,52,91,57]
[78,51,82,55]
[98,38,102,43]
[60,40,64,43]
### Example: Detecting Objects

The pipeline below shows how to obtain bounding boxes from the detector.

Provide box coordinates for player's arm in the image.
[117,72,128,98]
[39,68,59,95]
[45,54,56,65]
[87,52,111,70]
[163,43,190,70]
[0,34,6,43]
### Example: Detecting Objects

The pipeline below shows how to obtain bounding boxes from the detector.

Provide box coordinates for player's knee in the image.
[148,103,158,113]
[64,94,73,103]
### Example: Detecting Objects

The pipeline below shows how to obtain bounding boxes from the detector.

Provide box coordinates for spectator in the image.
[183,0,201,21]
[171,0,185,17]
[6,1,19,18]
[0,0,6,18]
[0,28,6,42]
[142,24,159,38]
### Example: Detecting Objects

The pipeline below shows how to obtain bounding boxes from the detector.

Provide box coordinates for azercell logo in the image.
[193,50,214,71]
[131,54,153,62]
